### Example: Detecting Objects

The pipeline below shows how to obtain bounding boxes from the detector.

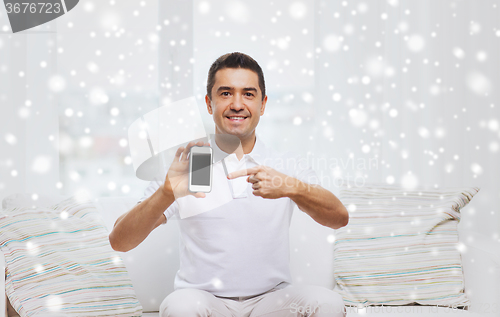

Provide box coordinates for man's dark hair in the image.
[207,52,266,101]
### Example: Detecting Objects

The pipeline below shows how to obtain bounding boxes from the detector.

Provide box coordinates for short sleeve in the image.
[284,153,322,210]
[137,175,179,222]
[289,154,321,186]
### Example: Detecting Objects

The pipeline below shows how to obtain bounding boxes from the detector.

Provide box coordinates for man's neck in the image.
[215,133,256,161]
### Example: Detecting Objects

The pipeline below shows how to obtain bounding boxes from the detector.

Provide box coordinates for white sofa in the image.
[2,196,500,316]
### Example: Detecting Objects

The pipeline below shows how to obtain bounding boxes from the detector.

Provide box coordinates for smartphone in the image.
[188,145,213,193]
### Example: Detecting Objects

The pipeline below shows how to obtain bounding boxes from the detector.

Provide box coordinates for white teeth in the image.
[228,117,246,120]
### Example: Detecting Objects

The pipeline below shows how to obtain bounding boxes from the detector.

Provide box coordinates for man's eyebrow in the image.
[242,87,258,93]
[217,86,233,92]
[216,86,258,93]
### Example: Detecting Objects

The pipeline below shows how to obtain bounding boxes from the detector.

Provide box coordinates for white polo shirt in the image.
[138,134,321,297]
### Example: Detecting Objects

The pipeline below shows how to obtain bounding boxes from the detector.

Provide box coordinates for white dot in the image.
[407,34,425,52]
[489,141,499,153]
[35,264,44,273]
[289,1,307,19]
[293,116,302,125]
[211,277,224,289]
[401,173,418,189]
[5,133,17,145]
[110,107,120,116]
[455,242,467,253]
[48,75,66,92]
[108,182,116,190]
[471,163,483,175]
[357,3,368,13]
[488,119,499,131]
[323,34,342,52]
[361,76,371,85]
[388,0,399,7]
[89,88,109,105]
[18,107,30,119]
[198,1,210,14]
[418,127,430,138]
[84,2,94,12]
[470,21,481,35]
[467,72,491,95]
[347,204,356,212]
[46,295,63,312]
[349,109,368,127]
[79,136,93,148]
[32,156,52,174]
[476,51,487,62]
[327,234,336,244]
[386,175,395,184]
[119,138,128,147]
[121,185,131,193]
[332,93,342,102]
[86,62,99,73]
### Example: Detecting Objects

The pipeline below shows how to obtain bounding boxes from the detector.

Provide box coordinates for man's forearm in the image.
[287,180,349,229]
[109,187,174,252]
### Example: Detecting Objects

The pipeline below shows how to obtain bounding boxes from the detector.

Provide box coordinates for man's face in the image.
[205,68,267,139]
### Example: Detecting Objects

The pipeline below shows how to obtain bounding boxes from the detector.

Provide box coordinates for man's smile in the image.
[226,116,248,122]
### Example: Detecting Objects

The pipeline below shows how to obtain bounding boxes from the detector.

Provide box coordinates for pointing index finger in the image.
[227,166,259,179]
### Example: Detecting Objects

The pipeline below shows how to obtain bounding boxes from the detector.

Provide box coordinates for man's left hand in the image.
[227,165,297,199]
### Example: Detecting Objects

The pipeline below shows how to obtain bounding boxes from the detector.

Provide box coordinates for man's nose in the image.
[231,94,245,110]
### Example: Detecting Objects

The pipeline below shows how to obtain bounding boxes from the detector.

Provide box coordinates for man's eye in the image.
[245,93,254,97]
[221,92,230,96]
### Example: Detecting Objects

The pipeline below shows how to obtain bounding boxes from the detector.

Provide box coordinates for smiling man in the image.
[109,52,349,317]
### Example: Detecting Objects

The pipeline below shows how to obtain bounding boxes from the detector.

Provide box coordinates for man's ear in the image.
[205,95,212,115]
[260,95,267,116]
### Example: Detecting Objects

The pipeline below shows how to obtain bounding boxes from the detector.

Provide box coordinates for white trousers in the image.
[159,283,346,317]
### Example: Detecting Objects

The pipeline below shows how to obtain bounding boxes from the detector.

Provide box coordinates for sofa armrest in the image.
[1,252,6,317]
[461,231,500,316]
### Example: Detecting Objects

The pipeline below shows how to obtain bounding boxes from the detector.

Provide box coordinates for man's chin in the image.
[217,129,252,139]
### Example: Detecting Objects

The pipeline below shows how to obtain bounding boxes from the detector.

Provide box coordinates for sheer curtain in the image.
[315,0,499,238]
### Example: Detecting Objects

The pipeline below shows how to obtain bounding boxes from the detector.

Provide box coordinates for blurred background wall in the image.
[1,0,499,244]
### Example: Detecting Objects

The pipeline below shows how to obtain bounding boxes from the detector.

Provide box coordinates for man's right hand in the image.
[161,140,210,199]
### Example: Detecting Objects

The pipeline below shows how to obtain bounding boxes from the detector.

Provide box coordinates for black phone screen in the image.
[191,153,211,186]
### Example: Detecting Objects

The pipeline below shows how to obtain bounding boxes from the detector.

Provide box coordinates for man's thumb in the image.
[195,192,206,198]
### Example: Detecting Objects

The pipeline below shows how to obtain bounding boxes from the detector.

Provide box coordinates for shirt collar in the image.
[209,133,268,165]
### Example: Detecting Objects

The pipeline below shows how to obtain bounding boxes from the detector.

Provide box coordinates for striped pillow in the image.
[333,182,479,307]
[0,197,142,316]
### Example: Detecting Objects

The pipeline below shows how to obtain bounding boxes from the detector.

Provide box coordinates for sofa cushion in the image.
[94,196,178,313]
[333,182,479,307]
[2,193,71,210]
[0,196,142,316]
